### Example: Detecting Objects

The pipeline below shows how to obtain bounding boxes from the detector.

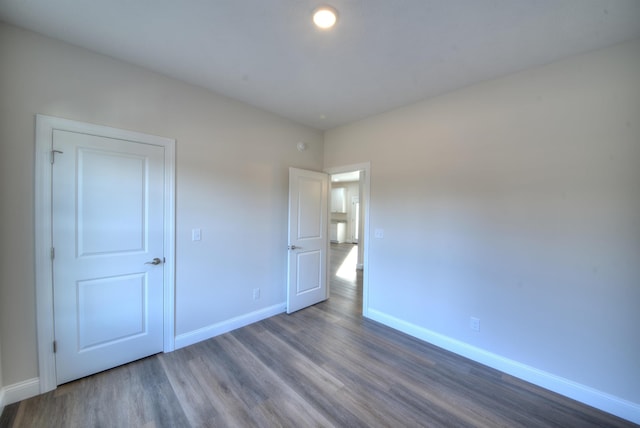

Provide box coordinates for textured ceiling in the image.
[1,0,639,130]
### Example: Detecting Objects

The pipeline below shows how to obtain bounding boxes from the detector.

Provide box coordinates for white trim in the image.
[324,162,371,318]
[175,303,286,350]
[34,114,176,393]
[1,378,40,407]
[34,116,56,393]
[367,308,640,425]
[162,127,177,353]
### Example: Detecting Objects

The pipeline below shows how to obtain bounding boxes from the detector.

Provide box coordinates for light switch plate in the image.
[192,228,201,241]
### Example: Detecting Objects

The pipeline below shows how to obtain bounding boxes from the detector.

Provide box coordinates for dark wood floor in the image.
[1,243,635,427]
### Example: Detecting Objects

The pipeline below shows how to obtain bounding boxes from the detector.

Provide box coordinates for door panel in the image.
[78,150,146,255]
[77,274,146,350]
[287,168,329,313]
[297,177,324,239]
[53,130,164,384]
[296,250,322,293]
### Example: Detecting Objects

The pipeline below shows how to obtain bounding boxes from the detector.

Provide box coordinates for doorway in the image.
[325,163,370,317]
[34,115,176,393]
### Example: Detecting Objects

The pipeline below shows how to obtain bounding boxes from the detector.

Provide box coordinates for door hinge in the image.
[50,149,63,164]
[51,247,55,260]
[53,340,57,353]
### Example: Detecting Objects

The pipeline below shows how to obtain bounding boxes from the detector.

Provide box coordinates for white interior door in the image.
[52,129,165,384]
[287,168,329,313]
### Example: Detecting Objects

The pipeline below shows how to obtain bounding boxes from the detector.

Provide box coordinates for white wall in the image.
[330,181,359,241]
[345,181,360,242]
[0,335,4,411]
[0,22,323,390]
[325,39,640,417]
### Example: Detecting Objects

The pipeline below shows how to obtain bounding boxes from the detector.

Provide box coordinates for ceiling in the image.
[1,1,639,130]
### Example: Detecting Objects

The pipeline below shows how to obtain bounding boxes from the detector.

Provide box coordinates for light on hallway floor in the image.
[337,245,358,281]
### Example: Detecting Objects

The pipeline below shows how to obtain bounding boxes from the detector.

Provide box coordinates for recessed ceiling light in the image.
[312,6,338,29]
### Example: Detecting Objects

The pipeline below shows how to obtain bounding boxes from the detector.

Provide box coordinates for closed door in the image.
[52,129,165,384]
[287,168,329,313]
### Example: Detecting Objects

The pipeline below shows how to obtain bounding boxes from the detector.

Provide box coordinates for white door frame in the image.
[324,162,371,318]
[34,115,176,393]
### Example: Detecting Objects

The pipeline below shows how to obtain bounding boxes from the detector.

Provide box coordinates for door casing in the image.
[34,114,176,393]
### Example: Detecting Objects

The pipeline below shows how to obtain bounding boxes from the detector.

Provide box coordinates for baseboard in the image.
[175,303,286,350]
[366,309,640,425]
[1,378,40,409]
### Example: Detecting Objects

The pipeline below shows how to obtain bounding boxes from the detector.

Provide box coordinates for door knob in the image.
[288,245,301,250]
[145,257,163,265]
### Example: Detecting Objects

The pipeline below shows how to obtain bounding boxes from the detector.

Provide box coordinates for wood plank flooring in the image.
[1,243,635,427]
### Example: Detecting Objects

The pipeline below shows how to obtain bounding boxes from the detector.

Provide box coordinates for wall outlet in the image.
[252,288,260,300]
[374,228,384,239]
[470,317,480,332]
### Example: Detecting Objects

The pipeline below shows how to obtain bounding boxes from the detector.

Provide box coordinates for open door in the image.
[287,167,329,313]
